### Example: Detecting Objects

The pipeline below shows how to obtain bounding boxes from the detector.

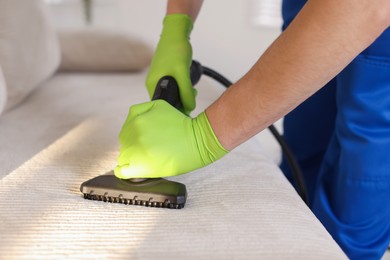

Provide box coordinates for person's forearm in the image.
[206,0,390,151]
[167,0,203,21]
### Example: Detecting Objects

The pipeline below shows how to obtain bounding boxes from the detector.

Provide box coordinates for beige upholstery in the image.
[0,72,346,259]
[0,0,60,110]
[58,28,152,72]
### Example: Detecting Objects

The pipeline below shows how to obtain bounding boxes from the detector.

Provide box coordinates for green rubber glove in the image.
[146,14,195,114]
[114,100,228,179]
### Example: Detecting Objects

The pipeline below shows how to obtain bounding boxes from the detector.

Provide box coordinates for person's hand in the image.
[114,100,228,179]
[146,14,196,115]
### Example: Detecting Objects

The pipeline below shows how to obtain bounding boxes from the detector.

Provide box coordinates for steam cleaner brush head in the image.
[80,171,187,209]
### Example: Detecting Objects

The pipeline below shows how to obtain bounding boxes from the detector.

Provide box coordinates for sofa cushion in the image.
[0,72,346,259]
[58,28,152,72]
[0,0,60,111]
[0,66,6,115]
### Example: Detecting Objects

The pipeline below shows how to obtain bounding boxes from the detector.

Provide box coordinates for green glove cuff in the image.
[161,14,193,40]
[193,112,229,165]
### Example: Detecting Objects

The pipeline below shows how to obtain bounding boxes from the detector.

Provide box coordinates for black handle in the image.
[151,60,203,110]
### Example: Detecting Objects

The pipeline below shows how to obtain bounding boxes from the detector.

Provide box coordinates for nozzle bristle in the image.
[82,193,184,209]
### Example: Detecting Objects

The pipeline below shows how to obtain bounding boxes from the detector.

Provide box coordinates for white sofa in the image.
[0,0,347,259]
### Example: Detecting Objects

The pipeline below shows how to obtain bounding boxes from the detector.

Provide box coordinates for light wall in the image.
[49,0,282,81]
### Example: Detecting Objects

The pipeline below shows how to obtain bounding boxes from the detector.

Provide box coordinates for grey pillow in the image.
[0,0,60,111]
[58,28,152,72]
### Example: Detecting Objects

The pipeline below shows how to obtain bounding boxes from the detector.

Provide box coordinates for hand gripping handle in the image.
[151,60,203,109]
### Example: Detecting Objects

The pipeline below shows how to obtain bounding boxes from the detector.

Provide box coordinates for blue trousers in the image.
[281,1,390,259]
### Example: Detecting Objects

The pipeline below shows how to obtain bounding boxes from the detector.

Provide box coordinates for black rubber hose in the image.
[202,66,309,205]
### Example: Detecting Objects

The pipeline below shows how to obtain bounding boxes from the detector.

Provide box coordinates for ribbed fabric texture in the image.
[0,73,347,259]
